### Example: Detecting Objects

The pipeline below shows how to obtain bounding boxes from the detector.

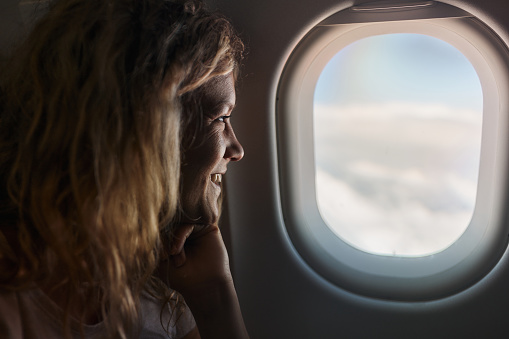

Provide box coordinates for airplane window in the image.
[277,2,509,300]
[313,33,483,256]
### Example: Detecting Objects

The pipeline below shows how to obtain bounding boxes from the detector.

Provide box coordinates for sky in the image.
[313,33,483,257]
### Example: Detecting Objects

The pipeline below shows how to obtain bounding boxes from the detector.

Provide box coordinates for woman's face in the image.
[180,73,244,225]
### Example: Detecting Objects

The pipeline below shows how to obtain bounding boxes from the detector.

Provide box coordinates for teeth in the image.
[212,174,222,184]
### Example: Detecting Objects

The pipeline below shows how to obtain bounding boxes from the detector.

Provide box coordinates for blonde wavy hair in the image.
[0,0,243,337]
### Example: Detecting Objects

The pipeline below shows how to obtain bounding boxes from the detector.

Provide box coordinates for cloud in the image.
[316,169,474,256]
[315,101,481,124]
[313,102,482,256]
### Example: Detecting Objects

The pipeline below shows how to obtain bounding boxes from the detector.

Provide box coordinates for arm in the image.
[163,224,249,339]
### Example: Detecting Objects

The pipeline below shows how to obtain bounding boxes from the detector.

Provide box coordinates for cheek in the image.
[181,134,225,223]
[199,130,226,169]
[184,130,225,183]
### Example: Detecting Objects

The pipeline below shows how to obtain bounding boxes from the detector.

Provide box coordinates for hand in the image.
[165,224,233,298]
[158,224,249,339]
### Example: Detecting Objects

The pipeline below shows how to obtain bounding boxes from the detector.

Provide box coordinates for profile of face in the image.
[180,73,244,225]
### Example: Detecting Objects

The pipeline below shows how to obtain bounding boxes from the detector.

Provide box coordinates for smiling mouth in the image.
[211,173,222,185]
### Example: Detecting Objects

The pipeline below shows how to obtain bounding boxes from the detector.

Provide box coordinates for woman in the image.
[0,0,248,338]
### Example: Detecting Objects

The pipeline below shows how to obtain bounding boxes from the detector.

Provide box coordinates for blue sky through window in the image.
[313,33,483,256]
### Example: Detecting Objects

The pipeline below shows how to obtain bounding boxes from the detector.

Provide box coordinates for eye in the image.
[215,115,231,123]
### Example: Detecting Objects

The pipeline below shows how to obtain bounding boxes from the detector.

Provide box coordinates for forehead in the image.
[200,73,236,107]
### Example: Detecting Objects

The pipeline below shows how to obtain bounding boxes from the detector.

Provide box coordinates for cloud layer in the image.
[314,102,482,256]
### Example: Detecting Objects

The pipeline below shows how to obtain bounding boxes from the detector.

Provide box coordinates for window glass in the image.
[314,33,483,256]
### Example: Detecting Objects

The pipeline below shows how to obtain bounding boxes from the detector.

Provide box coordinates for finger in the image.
[171,249,187,268]
[170,224,195,255]
[187,224,219,240]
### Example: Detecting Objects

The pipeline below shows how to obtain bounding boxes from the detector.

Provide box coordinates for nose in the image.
[225,128,244,162]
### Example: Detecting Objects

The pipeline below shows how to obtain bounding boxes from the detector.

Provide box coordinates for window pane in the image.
[314,34,483,257]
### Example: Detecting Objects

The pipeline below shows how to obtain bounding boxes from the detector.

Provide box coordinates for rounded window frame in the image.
[277,2,509,301]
